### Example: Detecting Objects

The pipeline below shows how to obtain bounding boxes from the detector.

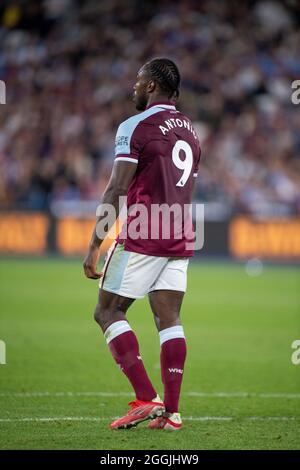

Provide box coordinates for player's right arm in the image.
[83,161,136,279]
[83,117,142,280]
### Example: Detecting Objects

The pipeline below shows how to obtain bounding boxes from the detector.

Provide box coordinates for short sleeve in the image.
[114,119,142,164]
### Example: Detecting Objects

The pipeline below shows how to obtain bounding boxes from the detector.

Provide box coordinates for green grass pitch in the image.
[0,258,299,450]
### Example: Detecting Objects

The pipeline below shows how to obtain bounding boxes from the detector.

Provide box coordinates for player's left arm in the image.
[83,161,137,279]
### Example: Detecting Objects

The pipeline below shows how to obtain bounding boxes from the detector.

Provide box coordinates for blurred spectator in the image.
[0,0,299,217]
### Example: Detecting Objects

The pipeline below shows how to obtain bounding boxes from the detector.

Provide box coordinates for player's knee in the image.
[94,303,105,326]
[94,303,122,331]
[159,316,181,331]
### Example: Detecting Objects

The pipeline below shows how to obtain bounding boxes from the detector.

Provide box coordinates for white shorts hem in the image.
[148,287,186,294]
[100,286,145,300]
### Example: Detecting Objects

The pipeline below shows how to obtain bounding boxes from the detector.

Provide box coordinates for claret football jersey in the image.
[114,101,201,257]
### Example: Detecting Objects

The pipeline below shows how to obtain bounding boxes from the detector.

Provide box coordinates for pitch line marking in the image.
[188,392,300,398]
[1,391,300,398]
[0,416,298,423]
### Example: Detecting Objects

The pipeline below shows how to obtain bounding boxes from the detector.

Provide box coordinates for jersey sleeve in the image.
[114,119,143,164]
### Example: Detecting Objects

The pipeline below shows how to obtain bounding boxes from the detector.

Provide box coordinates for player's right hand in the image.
[83,245,102,280]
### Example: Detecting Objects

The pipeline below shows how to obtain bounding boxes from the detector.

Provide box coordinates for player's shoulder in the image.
[117,107,163,137]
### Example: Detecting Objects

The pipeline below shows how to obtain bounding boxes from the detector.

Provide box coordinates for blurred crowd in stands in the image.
[0,0,299,218]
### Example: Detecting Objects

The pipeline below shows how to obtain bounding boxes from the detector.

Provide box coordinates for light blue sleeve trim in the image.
[114,107,165,156]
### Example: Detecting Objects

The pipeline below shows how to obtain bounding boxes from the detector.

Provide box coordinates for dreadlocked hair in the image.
[144,58,181,98]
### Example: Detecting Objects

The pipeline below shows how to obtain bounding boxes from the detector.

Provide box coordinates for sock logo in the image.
[168,368,183,374]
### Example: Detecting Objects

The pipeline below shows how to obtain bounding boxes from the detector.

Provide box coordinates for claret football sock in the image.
[104,320,157,402]
[159,325,187,413]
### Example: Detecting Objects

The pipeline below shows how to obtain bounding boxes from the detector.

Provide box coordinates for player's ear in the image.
[147,80,156,93]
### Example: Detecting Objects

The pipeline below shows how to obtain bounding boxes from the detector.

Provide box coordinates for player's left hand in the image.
[83,245,103,280]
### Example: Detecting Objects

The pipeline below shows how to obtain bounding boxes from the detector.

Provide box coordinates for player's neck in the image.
[146,94,175,108]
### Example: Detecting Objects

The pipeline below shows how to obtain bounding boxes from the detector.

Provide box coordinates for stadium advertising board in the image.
[1,213,300,260]
[229,217,300,260]
[0,212,48,254]
[56,217,119,255]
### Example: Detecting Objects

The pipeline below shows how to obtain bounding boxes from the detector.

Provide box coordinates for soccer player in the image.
[83,58,201,430]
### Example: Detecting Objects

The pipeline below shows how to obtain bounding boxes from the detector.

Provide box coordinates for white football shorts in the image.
[100,241,189,299]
